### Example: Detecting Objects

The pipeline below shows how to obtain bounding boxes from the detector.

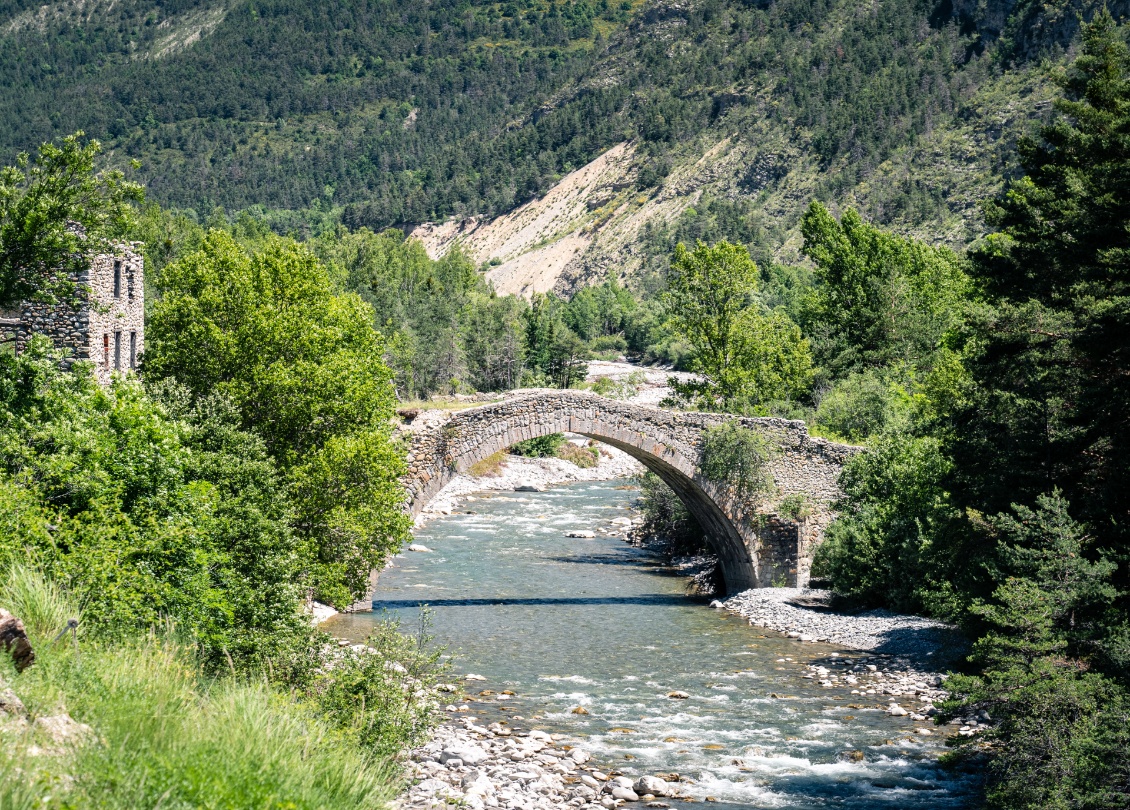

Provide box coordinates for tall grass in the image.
[0,747,51,810]
[0,565,80,643]
[7,640,397,809]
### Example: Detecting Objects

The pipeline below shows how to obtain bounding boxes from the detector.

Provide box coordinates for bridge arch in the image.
[401,390,858,594]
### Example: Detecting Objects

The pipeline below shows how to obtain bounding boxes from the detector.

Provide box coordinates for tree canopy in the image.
[145,231,410,606]
[661,240,812,413]
[0,133,142,310]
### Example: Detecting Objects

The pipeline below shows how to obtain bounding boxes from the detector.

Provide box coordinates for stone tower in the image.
[2,244,144,386]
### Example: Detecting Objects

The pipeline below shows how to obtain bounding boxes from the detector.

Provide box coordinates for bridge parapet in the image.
[402,390,861,592]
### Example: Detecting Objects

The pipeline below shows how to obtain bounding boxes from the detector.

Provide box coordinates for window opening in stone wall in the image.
[127,266,134,300]
[114,331,121,370]
[103,333,110,367]
[129,332,136,369]
[113,261,121,299]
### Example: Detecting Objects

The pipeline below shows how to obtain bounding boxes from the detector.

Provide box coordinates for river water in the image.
[326,480,976,809]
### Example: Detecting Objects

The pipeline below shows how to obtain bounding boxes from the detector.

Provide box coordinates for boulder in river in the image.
[634,776,670,796]
[609,785,639,801]
[565,530,595,538]
[514,484,543,492]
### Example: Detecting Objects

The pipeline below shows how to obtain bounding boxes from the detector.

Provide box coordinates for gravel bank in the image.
[416,440,643,525]
[397,715,685,810]
[720,587,962,665]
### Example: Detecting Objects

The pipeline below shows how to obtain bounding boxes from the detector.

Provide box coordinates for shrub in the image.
[777,493,814,521]
[590,334,628,353]
[811,433,968,615]
[307,612,448,761]
[468,450,508,477]
[510,433,566,457]
[556,442,599,468]
[699,422,776,496]
[813,368,910,443]
[634,472,704,556]
[590,371,647,400]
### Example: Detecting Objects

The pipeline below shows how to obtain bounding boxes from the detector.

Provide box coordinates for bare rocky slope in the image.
[405,0,1130,298]
[413,61,1056,298]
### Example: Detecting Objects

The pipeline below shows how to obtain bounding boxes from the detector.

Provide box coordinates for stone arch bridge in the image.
[401,390,860,594]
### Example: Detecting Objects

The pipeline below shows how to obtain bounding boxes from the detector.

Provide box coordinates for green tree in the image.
[812,433,970,615]
[461,291,526,392]
[662,241,812,412]
[0,133,143,310]
[0,339,310,673]
[800,202,970,376]
[145,231,410,606]
[699,422,776,497]
[942,492,1127,810]
[955,10,1130,559]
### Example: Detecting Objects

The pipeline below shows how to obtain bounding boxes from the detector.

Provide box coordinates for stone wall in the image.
[402,390,861,592]
[14,245,144,385]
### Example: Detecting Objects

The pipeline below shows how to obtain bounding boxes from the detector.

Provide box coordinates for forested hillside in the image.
[1,0,1123,253]
[0,0,636,223]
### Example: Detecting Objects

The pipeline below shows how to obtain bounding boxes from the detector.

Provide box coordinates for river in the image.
[325,479,977,809]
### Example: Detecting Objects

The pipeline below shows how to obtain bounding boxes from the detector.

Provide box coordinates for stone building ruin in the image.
[0,244,144,386]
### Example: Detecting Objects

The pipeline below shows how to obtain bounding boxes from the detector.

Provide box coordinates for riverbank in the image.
[396,717,685,810]
[415,440,643,525]
[719,588,963,667]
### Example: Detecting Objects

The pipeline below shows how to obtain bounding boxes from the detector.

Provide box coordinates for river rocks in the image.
[440,744,489,766]
[305,600,337,625]
[722,587,961,666]
[634,776,670,796]
[407,544,434,552]
[609,785,639,801]
[565,530,596,538]
[570,748,592,764]
[666,690,690,699]
[397,717,685,810]
[514,484,543,492]
[0,677,25,717]
[888,704,909,716]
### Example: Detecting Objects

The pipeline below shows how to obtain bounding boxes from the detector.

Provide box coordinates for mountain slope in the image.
[412,0,1085,293]
[0,0,638,219]
[0,0,1124,284]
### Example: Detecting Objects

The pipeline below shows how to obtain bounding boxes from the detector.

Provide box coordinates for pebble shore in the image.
[719,587,961,665]
[397,716,683,810]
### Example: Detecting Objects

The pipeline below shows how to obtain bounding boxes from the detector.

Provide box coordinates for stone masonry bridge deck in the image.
[402,390,861,593]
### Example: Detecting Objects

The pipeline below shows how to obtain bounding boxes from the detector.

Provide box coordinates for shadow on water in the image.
[543,553,663,567]
[371,594,699,608]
